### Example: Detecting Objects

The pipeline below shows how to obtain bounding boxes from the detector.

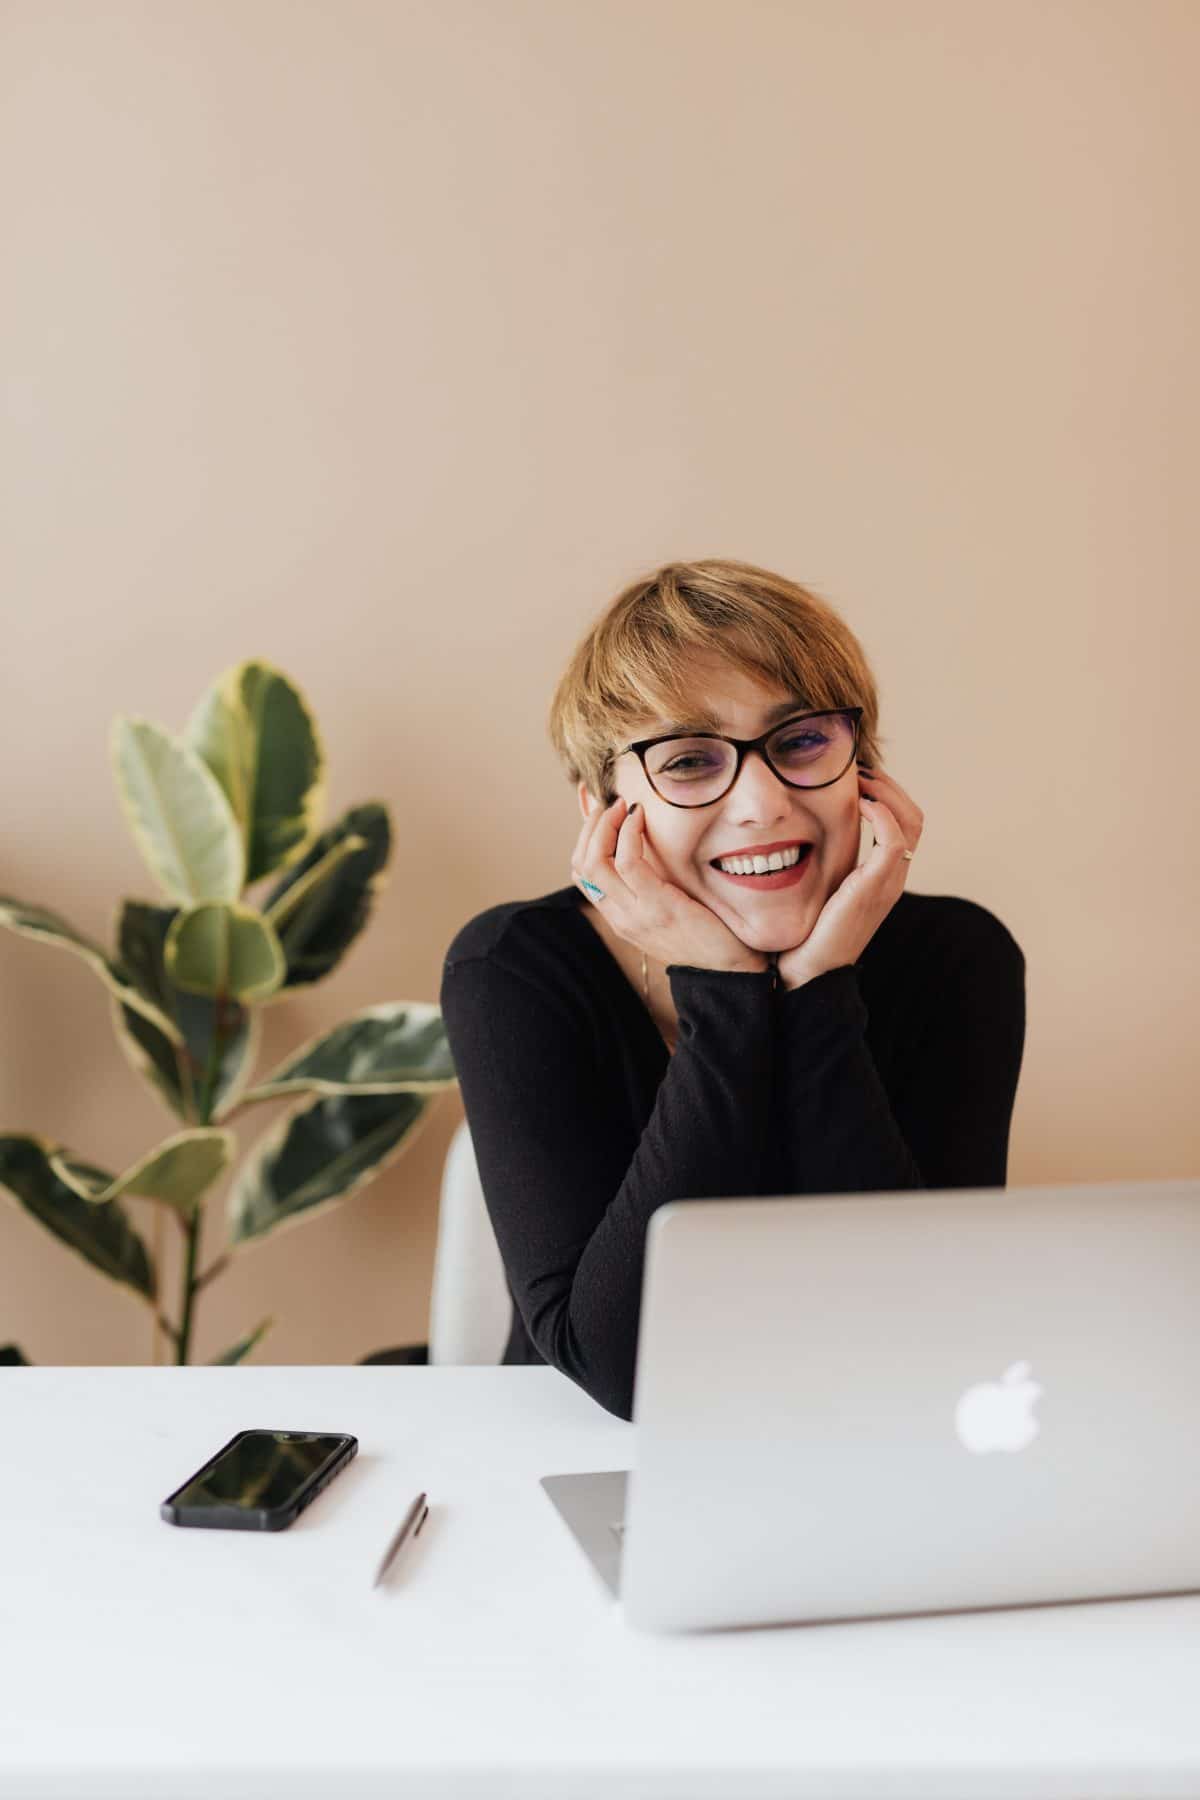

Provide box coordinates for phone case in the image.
[160,1429,358,1530]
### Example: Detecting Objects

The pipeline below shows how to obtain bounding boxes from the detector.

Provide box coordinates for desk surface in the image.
[2,1365,1198,1800]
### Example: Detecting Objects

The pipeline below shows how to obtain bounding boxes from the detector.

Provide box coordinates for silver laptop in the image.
[540,1178,1200,1634]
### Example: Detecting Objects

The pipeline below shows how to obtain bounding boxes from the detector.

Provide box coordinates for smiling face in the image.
[578,657,865,956]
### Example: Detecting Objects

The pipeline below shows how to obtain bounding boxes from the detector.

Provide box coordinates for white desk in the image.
[2,1367,1198,1799]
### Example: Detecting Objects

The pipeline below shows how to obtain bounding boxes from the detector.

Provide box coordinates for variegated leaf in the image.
[0,896,182,1044]
[210,1317,274,1365]
[228,1092,431,1245]
[0,1136,155,1300]
[185,661,325,884]
[259,804,391,994]
[165,903,285,1003]
[232,1003,455,1110]
[113,901,260,1122]
[110,717,244,905]
[50,1128,234,1218]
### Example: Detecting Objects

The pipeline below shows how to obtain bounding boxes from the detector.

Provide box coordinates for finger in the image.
[571,798,605,869]
[860,790,898,845]
[579,798,638,903]
[859,794,913,869]
[592,796,635,879]
[858,769,923,851]
[580,793,621,856]
[613,801,656,889]
[574,796,624,879]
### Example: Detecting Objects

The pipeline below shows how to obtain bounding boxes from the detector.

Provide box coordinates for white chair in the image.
[427,1116,512,1365]
[360,1116,512,1367]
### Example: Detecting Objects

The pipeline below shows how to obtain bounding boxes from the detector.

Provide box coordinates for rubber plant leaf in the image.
[184,661,325,885]
[259,803,391,993]
[0,1136,155,1301]
[49,1128,234,1221]
[165,903,286,1003]
[0,896,182,1044]
[110,717,245,905]
[112,901,260,1123]
[227,1092,432,1246]
[209,1317,274,1365]
[229,1003,456,1114]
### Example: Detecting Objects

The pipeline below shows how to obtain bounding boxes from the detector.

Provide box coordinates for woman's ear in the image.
[577,779,602,821]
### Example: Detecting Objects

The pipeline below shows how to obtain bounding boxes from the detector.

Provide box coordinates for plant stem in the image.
[156,1307,181,1349]
[175,990,229,1364]
[193,1252,230,1293]
[197,994,229,1129]
[175,1208,202,1365]
[173,1037,198,1121]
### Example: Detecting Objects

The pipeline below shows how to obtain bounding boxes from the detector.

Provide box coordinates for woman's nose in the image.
[728,746,806,814]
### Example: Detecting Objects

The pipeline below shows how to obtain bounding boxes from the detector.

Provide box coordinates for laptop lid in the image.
[619,1178,1200,1633]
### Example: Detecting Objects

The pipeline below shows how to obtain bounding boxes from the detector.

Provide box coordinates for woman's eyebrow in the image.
[651,697,811,734]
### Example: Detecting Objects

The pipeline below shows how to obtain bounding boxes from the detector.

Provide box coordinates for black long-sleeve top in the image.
[439,881,1026,1422]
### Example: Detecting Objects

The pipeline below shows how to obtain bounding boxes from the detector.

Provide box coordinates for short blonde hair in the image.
[547,558,884,803]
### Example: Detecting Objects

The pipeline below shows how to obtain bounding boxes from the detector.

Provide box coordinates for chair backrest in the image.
[428,1116,512,1365]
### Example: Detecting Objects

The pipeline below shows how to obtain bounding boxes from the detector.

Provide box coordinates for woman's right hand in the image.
[571,795,770,976]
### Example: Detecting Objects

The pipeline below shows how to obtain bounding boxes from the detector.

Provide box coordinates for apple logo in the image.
[954,1361,1043,1454]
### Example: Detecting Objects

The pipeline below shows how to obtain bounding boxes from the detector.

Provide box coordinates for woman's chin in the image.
[713,896,817,955]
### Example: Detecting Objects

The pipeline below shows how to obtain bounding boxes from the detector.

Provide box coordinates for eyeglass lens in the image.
[644,711,856,805]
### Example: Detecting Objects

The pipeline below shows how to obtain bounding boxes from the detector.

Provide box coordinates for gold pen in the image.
[372,1491,429,1588]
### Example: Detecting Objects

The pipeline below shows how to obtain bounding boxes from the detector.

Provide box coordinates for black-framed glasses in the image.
[614,706,864,808]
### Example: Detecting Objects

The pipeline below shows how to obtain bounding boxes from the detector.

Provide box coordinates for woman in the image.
[440,559,1026,1422]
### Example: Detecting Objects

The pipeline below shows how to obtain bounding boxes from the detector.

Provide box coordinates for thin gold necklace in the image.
[641,948,677,1053]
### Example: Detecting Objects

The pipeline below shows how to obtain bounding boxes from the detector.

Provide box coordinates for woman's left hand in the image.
[775,767,925,990]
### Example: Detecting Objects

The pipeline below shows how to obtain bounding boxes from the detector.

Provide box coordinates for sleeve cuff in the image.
[665,962,776,1043]
[777,962,869,1033]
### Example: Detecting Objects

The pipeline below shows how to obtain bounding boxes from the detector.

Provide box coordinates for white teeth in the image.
[716,844,806,876]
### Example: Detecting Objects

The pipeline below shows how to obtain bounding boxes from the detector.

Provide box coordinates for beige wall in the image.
[2,0,1196,1365]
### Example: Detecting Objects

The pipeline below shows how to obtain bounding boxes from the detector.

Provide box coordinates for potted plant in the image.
[0,659,457,1364]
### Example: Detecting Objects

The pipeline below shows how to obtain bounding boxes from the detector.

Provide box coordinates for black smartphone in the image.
[160,1429,358,1531]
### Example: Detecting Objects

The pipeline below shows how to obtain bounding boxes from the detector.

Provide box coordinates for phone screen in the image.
[162,1430,356,1527]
